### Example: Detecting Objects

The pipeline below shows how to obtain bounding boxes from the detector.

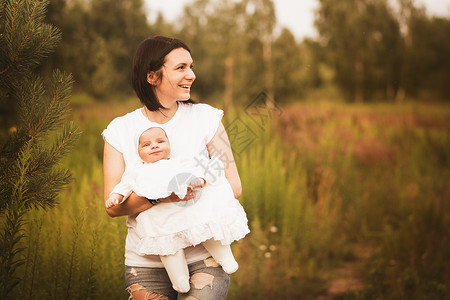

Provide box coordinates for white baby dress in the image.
[127,155,250,256]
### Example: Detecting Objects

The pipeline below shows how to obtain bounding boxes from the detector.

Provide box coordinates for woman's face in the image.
[151,47,196,103]
[138,127,171,163]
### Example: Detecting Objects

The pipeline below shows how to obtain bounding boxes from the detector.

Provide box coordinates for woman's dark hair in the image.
[132,35,195,111]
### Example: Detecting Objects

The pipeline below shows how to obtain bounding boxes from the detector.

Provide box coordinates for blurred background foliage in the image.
[36,0,449,104]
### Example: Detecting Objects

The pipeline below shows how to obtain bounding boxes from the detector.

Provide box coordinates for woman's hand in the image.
[158,188,197,203]
[157,177,205,204]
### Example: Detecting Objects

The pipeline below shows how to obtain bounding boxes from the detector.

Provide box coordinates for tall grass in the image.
[6,98,449,299]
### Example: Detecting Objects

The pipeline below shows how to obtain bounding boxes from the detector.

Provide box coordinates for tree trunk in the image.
[355,58,364,103]
[263,37,274,108]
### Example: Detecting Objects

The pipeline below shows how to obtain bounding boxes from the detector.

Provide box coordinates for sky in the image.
[144,0,450,40]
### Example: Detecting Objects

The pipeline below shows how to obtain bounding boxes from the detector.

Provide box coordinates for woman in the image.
[102,35,242,300]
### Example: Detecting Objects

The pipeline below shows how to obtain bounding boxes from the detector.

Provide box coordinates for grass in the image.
[6,97,450,299]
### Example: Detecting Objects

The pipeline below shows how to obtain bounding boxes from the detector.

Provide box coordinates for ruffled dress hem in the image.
[135,218,250,256]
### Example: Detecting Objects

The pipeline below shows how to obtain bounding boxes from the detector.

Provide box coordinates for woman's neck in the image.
[143,102,178,124]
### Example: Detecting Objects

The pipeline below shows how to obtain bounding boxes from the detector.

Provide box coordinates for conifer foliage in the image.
[0,0,78,298]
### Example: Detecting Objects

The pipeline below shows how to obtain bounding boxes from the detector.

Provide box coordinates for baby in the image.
[105,126,249,293]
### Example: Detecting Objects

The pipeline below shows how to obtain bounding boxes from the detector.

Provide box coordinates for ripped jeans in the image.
[125,257,230,300]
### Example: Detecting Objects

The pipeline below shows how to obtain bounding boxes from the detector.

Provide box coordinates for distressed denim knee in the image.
[178,257,230,300]
[125,257,230,300]
[125,266,176,300]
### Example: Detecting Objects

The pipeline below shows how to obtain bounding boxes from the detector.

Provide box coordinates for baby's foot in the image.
[218,259,239,274]
[172,276,190,293]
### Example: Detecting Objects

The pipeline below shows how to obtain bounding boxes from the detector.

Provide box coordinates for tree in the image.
[178,0,279,107]
[395,0,450,100]
[272,28,304,103]
[0,0,78,298]
[87,0,150,97]
[394,0,422,101]
[39,0,151,98]
[315,0,403,102]
[419,16,450,100]
[315,0,365,102]
[242,0,276,102]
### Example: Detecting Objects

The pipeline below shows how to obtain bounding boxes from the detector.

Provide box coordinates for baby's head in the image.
[138,127,170,163]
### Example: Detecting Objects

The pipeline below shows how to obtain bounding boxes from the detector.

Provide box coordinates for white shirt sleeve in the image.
[101,117,125,153]
[200,104,224,144]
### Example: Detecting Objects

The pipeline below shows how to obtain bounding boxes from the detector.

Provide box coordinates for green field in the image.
[12,97,450,299]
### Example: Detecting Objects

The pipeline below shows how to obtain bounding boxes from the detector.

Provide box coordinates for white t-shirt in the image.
[102,102,224,267]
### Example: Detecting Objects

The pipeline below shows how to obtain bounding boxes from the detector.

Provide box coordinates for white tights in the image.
[159,239,238,293]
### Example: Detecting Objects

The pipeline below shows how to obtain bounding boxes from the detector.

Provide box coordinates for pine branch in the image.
[0,1,19,76]
[0,1,5,19]
[6,0,19,49]
[32,123,78,172]
[0,81,77,212]
[0,0,61,77]
[0,70,74,166]
[24,169,72,209]
[1,126,78,210]
[25,0,40,28]
[0,109,78,212]
[25,123,77,178]
[30,71,73,139]
[1,1,20,75]
[15,25,60,67]
[18,76,45,138]
[0,1,79,297]
[0,140,32,298]
[0,129,32,185]
[17,71,73,141]
[20,219,34,296]
[0,206,27,298]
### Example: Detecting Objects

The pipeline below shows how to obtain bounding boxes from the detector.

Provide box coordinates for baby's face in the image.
[138,127,170,163]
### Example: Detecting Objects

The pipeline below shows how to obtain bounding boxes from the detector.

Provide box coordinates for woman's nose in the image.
[186,68,196,80]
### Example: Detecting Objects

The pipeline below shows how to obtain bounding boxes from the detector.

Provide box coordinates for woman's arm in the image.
[207,122,242,198]
[103,141,151,217]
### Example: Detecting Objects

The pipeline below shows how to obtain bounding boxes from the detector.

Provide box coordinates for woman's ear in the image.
[147,72,158,85]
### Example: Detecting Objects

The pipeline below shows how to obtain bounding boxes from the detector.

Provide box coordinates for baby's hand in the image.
[105,193,124,209]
